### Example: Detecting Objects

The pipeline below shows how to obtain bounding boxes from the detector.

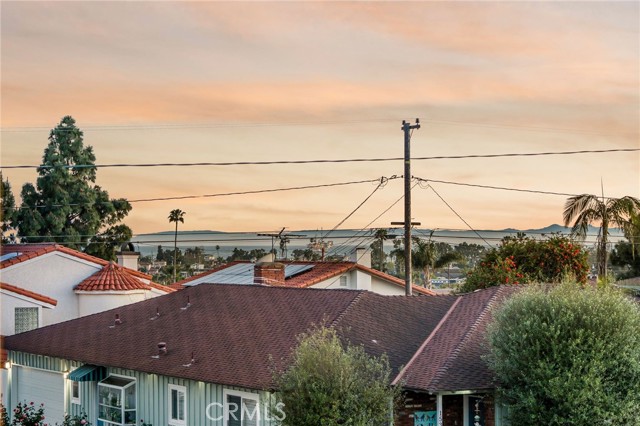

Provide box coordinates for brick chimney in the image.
[254,262,285,285]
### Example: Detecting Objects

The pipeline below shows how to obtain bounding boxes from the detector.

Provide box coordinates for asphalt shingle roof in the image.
[5,284,516,392]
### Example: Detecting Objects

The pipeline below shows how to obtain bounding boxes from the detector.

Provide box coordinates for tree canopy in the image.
[459,234,589,293]
[12,116,132,258]
[563,194,640,279]
[1,172,16,243]
[273,326,399,426]
[487,284,640,425]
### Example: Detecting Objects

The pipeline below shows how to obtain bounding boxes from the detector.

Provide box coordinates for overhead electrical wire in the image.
[13,177,390,210]
[2,148,637,170]
[320,176,389,241]
[421,182,494,248]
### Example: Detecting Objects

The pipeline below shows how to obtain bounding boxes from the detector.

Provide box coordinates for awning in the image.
[68,364,107,382]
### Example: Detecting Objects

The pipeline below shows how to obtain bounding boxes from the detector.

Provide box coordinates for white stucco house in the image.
[0,243,174,404]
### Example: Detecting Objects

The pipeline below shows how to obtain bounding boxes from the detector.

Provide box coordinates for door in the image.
[15,367,65,424]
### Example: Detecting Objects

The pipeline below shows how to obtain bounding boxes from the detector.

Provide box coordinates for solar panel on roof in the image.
[0,252,20,262]
[285,264,314,278]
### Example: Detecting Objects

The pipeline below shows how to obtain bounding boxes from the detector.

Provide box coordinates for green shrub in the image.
[487,284,640,425]
[273,326,400,426]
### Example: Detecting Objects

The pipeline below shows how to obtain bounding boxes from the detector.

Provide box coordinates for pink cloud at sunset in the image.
[1,1,637,235]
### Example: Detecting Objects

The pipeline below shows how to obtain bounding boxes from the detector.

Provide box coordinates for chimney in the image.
[350,247,371,268]
[116,242,140,271]
[254,262,285,285]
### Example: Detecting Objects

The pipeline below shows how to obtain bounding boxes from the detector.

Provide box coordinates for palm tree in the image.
[563,194,640,279]
[411,236,460,288]
[168,209,186,283]
[372,228,393,272]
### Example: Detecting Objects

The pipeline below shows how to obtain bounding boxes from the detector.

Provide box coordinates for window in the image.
[339,275,348,287]
[15,307,38,333]
[98,376,136,426]
[168,384,186,425]
[223,389,259,426]
[71,380,81,404]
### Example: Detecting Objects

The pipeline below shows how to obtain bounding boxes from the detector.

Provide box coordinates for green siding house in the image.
[4,284,514,426]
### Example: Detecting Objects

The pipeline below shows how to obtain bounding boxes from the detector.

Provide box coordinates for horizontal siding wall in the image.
[8,352,277,426]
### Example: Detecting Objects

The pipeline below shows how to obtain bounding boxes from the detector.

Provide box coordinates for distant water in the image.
[131,225,624,258]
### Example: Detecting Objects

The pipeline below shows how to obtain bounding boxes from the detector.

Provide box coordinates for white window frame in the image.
[70,379,81,405]
[168,384,187,426]
[97,374,137,426]
[222,389,260,426]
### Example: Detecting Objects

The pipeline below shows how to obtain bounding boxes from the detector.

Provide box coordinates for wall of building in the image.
[77,291,149,317]
[1,253,101,326]
[7,351,279,426]
[395,391,499,426]
[0,293,44,336]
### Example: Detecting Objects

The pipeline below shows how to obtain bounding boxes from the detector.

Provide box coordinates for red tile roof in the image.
[0,282,58,306]
[75,263,152,292]
[0,244,151,280]
[170,260,435,295]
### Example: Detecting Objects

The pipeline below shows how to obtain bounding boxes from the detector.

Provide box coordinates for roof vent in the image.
[182,351,195,367]
[150,307,160,320]
[180,296,191,311]
[152,342,167,359]
[109,314,122,328]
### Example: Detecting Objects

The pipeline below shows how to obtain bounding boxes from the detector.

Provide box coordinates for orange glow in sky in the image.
[1,1,638,235]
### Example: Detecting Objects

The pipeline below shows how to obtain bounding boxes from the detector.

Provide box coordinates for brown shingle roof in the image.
[0,282,58,306]
[395,285,520,392]
[5,284,515,392]
[5,285,457,389]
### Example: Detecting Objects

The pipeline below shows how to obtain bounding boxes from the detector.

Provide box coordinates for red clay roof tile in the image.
[0,282,58,306]
[0,244,151,280]
[75,262,151,292]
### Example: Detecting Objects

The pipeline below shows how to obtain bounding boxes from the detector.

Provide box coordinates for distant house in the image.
[0,243,174,331]
[4,284,515,426]
[0,243,174,405]
[171,248,436,296]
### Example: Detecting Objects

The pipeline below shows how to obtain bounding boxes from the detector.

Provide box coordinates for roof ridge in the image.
[330,290,367,329]
[392,295,463,386]
[429,287,504,390]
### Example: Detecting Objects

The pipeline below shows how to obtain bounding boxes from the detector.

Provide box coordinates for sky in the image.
[1,1,638,236]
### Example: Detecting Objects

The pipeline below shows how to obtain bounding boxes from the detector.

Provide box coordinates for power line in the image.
[0,118,400,132]
[413,177,619,199]
[3,118,634,138]
[422,183,494,248]
[2,148,637,170]
[14,177,390,210]
[320,176,388,240]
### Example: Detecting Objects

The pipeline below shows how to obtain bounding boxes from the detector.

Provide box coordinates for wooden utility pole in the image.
[402,119,420,295]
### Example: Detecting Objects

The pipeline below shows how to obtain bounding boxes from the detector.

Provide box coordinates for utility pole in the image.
[402,119,420,295]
